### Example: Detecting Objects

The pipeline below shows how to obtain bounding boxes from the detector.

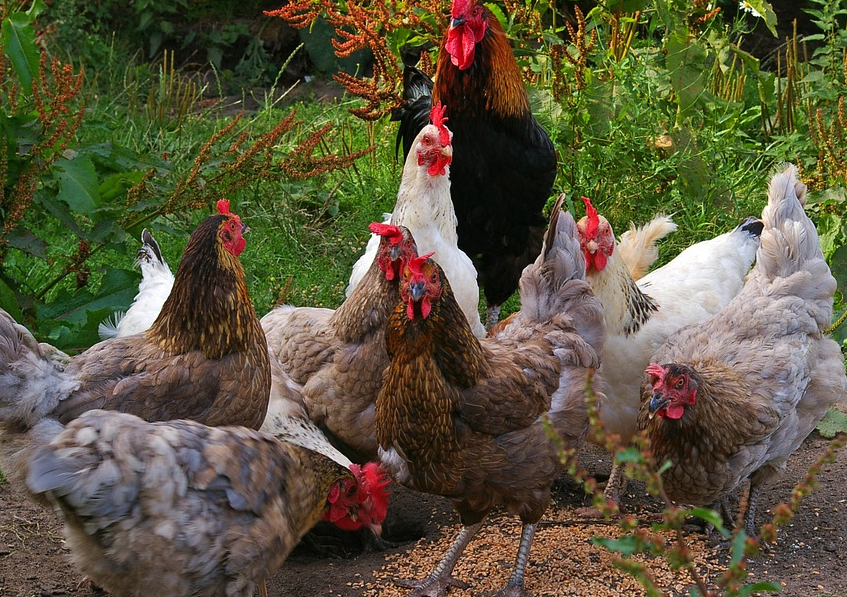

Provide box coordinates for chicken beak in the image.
[241,223,250,235]
[408,281,426,302]
[369,522,383,537]
[440,145,453,158]
[585,240,598,254]
[450,16,465,28]
[648,394,669,419]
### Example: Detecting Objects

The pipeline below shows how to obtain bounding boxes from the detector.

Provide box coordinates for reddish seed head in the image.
[581,196,600,239]
[430,102,450,147]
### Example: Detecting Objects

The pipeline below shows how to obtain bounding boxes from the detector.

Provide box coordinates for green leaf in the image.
[816,408,847,439]
[55,155,101,215]
[666,31,709,119]
[0,278,23,322]
[36,267,140,351]
[592,534,644,556]
[742,0,778,37]
[689,507,728,536]
[1,13,40,91]
[25,0,47,20]
[5,227,48,259]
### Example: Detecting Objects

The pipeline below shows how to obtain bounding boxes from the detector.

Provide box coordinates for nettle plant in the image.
[0,0,374,352]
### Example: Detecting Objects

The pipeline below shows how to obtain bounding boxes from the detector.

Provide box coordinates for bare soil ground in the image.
[1,434,844,597]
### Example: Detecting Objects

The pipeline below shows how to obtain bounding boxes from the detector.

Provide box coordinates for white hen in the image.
[577,196,763,502]
[345,102,485,338]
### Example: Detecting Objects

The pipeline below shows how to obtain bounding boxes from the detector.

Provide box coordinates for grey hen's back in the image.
[27,409,350,597]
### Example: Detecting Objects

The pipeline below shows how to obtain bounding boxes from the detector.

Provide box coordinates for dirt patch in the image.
[1,434,844,597]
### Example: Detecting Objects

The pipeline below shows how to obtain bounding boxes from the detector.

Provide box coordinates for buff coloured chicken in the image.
[347,102,485,338]
[577,196,762,504]
[375,195,605,597]
[639,164,847,537]
[26,409,378,597]
[0,200,271,491]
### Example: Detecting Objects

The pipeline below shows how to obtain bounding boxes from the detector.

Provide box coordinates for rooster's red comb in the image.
[451,0,471,18]
[369,222,403,244]
[406,252,436,277]
[430,102,450,146]
[581,196,600,238]
[645,363,666,379]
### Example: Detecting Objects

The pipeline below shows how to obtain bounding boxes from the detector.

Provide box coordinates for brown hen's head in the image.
[370,222,418,282]
[215,198,248,256]
[400,253,441,320]
[446,0,489,70]
[576,196,615,273]
[645,363,698,420]
[415,102,453,177]
[323,462,390,535]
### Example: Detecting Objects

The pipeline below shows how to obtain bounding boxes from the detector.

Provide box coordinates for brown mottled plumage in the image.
[26,409,354,597]
[375,197,606,597]
[260,224,418,462]
[638,165,847,537]
[0,201,271,491]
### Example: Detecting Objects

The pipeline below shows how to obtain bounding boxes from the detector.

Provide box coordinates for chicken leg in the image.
[494,523,536,597]
[392,521,483,597]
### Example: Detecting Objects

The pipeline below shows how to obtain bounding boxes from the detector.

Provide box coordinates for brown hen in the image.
[375,197,606,597]
[261,222,418,463]
[638,164,847,537]
[0,199,271,489]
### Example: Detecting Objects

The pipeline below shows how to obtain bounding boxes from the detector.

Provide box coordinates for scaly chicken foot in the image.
[485,304,501,331]
[602,462,628,506]
[744,484,761,539]
[391,521,483,597]
[492,523,536,597]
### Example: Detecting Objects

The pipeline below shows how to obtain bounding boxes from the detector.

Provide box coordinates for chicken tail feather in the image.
[751,164,836,328]
[617,214,677,280]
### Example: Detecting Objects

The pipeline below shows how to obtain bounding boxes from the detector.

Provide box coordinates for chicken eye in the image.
[674,378,685,389]
[423,135,432,145]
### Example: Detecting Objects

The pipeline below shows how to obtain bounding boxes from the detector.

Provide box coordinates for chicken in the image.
[81,230,393,543]
[638,164,847,537]
[375,196,605,597]
[616,214,677,281]
[261,222,419,463]
[98,228,175,340]
[77,219,389,534]
[392,0,557,328]
[0,199,271,490]
[25,408,382,597]
[576,196,763,504]
[347,102,485,338]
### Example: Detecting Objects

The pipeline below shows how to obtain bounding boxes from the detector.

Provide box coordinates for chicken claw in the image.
[392,575,470,597]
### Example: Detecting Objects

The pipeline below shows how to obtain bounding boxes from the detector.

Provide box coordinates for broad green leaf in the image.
[0,278,23,322]
[26,0,47,20]
[1,13,40,91]
[5,227,48,259]
[592,534,643,556]
[730,529,748,565]
[742,0,778,37]
[666,31,709,119]
[55,155,101,215]
[816,407,847,439]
